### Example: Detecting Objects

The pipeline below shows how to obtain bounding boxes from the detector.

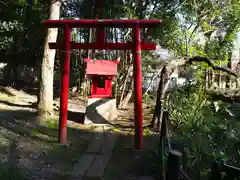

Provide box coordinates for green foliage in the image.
[0,0,47,65]
[0,21,23,50]
[166,84,240,178]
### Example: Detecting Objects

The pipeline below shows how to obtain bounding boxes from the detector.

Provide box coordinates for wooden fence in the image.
[205,70,240,92]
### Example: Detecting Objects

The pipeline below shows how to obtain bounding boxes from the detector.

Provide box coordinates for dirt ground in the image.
[0,86,159,180]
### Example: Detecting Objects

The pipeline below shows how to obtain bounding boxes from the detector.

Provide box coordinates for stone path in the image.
[71,125,156,180]
[72,126,118,179]
[139,177,155,180]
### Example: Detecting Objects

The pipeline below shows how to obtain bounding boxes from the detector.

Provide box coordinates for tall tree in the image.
[38,0,63,117]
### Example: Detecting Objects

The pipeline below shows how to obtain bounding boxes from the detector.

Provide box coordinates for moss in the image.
[42,119,59,129]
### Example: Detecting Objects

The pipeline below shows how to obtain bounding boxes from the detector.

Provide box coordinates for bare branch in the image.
[187,56,238,77]
[167,56,238,77]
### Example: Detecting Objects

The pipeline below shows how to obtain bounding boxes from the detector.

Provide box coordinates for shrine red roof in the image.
[84,59,119,76]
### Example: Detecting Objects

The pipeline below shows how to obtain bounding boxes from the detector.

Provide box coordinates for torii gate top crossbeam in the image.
[44,19,163,51]
[44,19,162,28]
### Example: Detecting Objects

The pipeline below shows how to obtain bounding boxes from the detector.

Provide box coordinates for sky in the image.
[232,32,240,57]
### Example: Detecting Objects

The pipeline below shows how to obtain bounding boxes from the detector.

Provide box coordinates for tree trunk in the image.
[119,78,134,109]
[152,66,167,129]
[151,66,172,130]
[38,0,61,118]
[143,67,162,96]
[118,65,133,108]
[226,52,232,89]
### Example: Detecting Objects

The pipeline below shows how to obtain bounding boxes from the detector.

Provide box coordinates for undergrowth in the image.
[166,84,240,179]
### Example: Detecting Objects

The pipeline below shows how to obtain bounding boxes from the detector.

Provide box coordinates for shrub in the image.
[166,85,240,179]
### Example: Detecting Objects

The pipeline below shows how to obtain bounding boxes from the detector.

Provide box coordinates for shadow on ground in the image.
[68,98,118,125]
[67,110,85,124]
[0,107,160,180]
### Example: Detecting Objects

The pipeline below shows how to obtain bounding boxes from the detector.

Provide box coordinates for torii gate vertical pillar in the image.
[59,25,71,144]
[133,23,143,149]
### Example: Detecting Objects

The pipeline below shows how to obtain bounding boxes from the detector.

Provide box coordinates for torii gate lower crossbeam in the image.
[43,19,162,149]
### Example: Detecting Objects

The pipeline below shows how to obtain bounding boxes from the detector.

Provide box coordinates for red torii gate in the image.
[43,19,162,149]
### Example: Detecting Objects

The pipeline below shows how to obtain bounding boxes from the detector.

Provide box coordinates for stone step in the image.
[139,176,155,180]
[86,133,104,153]
[100,133,118,155]
[72,154,95,177]
[86,154,111,177]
